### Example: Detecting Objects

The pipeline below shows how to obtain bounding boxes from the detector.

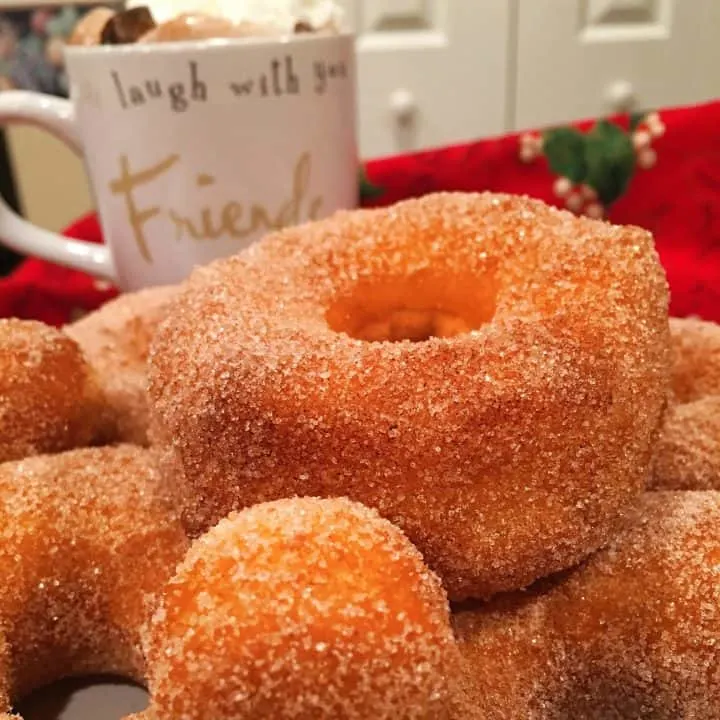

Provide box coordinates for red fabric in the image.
[1,100,719,325]
[0,214,117,325]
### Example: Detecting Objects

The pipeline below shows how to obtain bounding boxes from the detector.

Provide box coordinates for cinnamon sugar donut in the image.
[669,317,720,403]
[0,319,105,463]
[0,638,9,720]
[149,192,670,600]
[648,318,720,491]
[67,286,178,445]
[0,445,188,714]
[453,492,720,720]
[651,395,720,491]
[140,497,457,720]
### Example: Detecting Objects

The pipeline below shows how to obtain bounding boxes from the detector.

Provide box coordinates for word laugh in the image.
[111,56,348,113]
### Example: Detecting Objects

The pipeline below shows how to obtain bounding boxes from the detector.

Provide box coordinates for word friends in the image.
[109,151,323,263]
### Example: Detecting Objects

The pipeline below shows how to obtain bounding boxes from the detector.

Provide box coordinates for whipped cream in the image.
[128,0,343,33]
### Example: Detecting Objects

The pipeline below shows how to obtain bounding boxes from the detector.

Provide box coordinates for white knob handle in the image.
[389,88,416,121]
[605,80,635,111]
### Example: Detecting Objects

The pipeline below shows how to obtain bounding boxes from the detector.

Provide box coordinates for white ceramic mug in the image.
[0,33,357,290]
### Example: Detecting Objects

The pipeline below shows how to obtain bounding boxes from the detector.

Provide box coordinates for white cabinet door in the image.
[340,1,511,158]
[515,0,720,130]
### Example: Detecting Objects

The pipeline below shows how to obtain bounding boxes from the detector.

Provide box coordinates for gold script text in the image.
[109,151,323,263]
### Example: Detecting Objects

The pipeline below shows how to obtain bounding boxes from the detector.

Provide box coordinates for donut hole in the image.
[326,270,497,342]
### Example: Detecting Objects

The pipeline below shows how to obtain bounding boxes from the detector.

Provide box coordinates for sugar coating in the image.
[453,492,720,719]
[0,445,188,714]
[141,497,458,720]
[67,286,179,446]
[148,192,671,600]
[355,309,470,342]
[669,317,720,403]
[651,396,720,491]
[0,637,10,717]
[649,318,720,491]
[0,319,105,463]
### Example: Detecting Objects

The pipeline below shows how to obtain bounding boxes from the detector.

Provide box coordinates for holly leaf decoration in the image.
[542,127,588,183]
[629,111,647,132]
[359,166,384,203]
[584,120,636,206]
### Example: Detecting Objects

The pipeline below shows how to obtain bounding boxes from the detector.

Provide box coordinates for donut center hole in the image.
[326,271,497,342]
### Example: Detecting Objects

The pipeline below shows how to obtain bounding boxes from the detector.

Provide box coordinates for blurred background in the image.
[0,0,718,274]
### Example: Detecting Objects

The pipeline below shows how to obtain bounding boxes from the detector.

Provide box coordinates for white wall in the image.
[3,0,720,230]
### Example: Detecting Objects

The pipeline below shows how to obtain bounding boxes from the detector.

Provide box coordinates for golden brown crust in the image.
[0,445,188,704]
[453,492,720,719]
[648,318,720,492]
[0,636,9,717]
[0,319,105,463]
[142,497,458,720]
[67,286,179,446]
[669,317,720,403]
[149,192,670,600]
[651,396,720,491]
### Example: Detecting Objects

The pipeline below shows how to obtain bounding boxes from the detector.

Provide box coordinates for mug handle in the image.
[0,91,115,280]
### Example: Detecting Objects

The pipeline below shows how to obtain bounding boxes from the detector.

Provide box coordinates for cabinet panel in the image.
[341,0,511,157]
[515,0,720,130]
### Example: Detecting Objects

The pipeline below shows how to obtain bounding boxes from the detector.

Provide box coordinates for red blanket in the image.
[2,100,719,325]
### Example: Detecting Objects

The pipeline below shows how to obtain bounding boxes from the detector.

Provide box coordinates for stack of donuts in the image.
[651,317,720,492]
[1,193,718,719]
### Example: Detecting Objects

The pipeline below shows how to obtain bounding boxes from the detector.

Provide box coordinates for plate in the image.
[16,676,147,720]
